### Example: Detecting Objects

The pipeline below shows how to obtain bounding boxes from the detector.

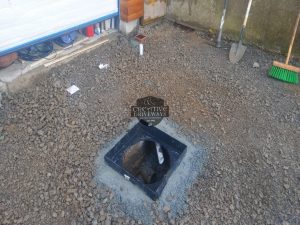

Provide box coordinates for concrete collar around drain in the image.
[94,119,206,224]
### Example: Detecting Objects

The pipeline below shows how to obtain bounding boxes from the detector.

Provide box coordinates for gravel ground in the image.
[0,20,299,225]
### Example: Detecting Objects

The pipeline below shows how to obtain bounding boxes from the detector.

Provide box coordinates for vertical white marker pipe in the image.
[139,43,144,56]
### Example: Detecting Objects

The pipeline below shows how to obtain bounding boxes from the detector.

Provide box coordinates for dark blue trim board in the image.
[0,12,119,57]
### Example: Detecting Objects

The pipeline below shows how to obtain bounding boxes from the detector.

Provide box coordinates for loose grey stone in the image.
[253,62,260,68]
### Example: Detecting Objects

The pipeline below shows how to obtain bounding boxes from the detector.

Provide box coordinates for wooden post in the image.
[120,0,144,22]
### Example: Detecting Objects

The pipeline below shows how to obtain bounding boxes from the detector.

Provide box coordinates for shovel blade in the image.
[229,42,247,63]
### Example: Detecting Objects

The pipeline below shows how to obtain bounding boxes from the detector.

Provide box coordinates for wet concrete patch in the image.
[95,119,206,224]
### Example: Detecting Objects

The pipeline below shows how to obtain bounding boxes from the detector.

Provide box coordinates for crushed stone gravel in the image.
[0,20,299,225]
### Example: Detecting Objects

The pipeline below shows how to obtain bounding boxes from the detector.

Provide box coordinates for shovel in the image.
[229,0,253,63]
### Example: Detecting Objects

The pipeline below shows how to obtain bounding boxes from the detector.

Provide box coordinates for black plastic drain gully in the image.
[104,122,187,200]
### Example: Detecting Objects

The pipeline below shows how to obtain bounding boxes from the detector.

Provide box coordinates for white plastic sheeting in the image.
[0,0,118,55]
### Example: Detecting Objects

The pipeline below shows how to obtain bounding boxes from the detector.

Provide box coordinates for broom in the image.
[269,11,300,84]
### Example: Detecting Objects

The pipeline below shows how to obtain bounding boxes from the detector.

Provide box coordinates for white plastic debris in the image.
[66,85,80,95]
[253,62,260,68]
[156,143,164,164]
[124,174,130,181]
[99,63,109,69]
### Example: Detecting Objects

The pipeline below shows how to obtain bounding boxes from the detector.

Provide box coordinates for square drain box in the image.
[104,122,187,200]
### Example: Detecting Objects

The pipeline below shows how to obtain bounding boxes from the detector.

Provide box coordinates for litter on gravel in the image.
[99,63,109,69]
[253,62,260,68]
[66,85,80,95]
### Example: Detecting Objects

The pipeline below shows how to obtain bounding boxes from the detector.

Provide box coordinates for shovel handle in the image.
[243,0,253,27]
[285,12,300,65]
[239,0,253,42]
[217,0,229,47]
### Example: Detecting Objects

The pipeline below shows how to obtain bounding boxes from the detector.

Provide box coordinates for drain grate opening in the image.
[104,122,187,200]
[122,140,170,184]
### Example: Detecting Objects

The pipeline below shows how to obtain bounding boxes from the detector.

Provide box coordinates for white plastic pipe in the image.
[139,43,144,56]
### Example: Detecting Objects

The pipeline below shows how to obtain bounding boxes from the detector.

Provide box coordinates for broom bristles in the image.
[269,65,299,84]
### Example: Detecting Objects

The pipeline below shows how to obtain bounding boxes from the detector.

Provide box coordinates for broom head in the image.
[269,61,299,84]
